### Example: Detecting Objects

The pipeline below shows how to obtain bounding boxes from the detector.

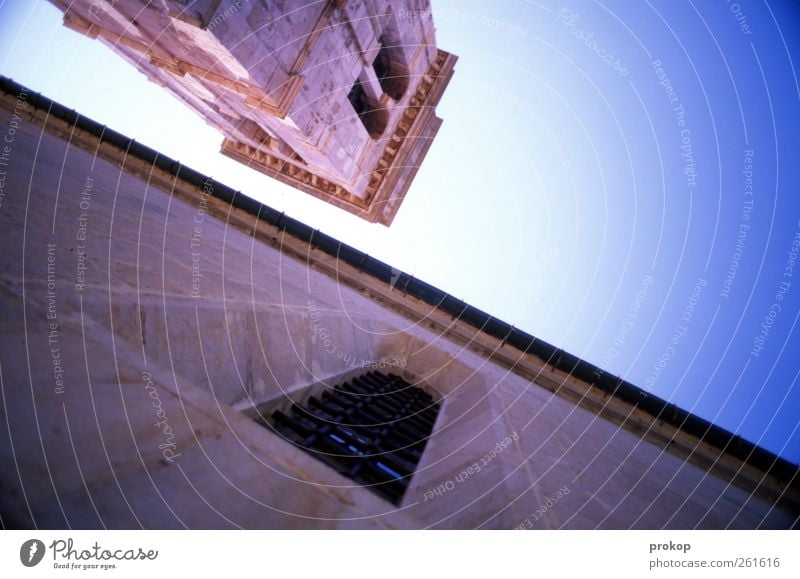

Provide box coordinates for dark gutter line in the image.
[3,75,797,488]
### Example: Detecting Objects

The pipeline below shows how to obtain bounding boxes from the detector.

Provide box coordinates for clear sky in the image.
[1,0,799,462]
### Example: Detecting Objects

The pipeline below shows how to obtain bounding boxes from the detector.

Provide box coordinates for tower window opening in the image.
[373,39,408,101]
[347,80,388,139]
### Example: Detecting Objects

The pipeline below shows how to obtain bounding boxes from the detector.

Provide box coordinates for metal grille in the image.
[256,371,440,505]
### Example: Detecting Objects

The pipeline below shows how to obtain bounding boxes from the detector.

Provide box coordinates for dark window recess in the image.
[255,371,440,505]
[373,45,392,81]
[347,81,388,138]
[372,42,408,101]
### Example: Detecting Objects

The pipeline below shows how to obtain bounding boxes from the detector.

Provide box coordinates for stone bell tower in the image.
[50,0,457,225]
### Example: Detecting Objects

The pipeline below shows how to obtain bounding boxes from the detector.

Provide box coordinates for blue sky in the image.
[1,0,799,462]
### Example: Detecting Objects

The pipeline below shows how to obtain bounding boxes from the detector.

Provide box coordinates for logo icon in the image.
[20,539,45,567]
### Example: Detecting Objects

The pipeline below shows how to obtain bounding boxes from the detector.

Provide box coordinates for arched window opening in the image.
[372,26,409,101]
[373,41,408,100]
[348,80,388,139]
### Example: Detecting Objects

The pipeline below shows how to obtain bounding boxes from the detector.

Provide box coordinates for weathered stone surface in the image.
[0,95,796,529]
[49,0,457,225]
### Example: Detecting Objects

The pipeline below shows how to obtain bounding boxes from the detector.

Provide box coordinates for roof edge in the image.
[2,75,797,506]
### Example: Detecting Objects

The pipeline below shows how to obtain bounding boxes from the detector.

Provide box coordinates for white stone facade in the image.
[50,0,457,224]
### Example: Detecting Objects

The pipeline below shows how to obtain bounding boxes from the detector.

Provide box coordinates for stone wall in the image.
[0,101,796,528]
[0,99,415,528]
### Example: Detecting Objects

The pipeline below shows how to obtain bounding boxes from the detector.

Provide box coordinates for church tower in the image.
[50,0,457,225]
